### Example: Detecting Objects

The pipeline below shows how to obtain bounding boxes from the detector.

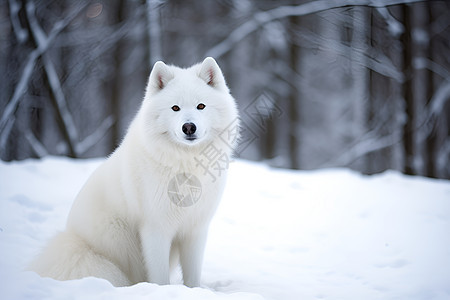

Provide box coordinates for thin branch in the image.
[0,117,15,154]
[206,0,423,58]
[375,7,404,37]
[413,57,450,143]
[0,1,86,142]
[8,0,28,43]
[67,15,143,86]
[428,80,450,117]
[322,91,404,167]
[76,115,115,155]
[26,2,81,156]
[330,77,450,168]
[325,129,403,167]
[416,80,450,144]
[413,57,450,79]
[25,131,48,157]
[0,50,40,137]
[293,26,405,82]
[436,137,450,176]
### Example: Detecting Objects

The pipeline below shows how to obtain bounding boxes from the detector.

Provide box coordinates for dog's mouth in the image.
[180,133,209,146]
[185,135,197,141]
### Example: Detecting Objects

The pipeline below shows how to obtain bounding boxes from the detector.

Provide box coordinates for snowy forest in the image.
[1,0,449,179]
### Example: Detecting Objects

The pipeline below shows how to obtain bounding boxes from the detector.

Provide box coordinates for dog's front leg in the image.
[140,226,171,285]
[180,228,208,287]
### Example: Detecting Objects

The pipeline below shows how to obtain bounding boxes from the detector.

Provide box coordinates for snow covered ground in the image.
[1,157,449,300]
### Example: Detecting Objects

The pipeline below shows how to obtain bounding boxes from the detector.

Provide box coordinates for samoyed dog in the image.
[30,57,239,287]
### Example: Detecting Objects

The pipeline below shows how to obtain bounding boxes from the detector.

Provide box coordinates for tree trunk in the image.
[109,0,125,151]
[401,4,415,175]
[349,6,369,172]
[146,0,162,66]
[424,3,437,178]
[288,15,300,169]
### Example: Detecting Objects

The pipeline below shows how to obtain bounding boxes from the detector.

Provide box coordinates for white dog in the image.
[30,57,239,287]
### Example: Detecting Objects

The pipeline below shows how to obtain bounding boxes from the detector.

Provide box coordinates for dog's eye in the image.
[171,105,180,112]
[197,103,206,110]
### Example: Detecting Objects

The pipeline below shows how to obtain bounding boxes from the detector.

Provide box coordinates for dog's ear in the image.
[147,61,174,95]
[198,57,228,91]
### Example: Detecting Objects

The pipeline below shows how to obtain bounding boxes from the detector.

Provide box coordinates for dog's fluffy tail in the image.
[29,231,131,287]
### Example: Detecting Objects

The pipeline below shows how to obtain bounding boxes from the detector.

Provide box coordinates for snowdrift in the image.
[1,157,449,299]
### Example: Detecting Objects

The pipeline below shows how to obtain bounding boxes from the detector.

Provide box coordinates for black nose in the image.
[182,122,196,135]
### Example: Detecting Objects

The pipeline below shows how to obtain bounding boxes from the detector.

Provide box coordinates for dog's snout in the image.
[182,122,196,136]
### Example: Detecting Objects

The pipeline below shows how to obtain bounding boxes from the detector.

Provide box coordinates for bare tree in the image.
[1,0,449,178]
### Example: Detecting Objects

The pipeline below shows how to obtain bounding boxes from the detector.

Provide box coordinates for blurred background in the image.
[0,0,449,179]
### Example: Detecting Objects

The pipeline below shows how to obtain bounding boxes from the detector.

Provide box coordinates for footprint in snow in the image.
[9,194,52,211]
[375,258,409,269]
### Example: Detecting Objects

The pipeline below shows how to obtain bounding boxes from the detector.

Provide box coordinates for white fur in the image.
[30,57,239,287]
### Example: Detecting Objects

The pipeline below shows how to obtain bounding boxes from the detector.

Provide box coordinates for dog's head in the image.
[140,57,238,150]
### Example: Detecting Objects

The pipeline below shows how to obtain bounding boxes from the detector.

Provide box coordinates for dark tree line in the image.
[1,0,449,179]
